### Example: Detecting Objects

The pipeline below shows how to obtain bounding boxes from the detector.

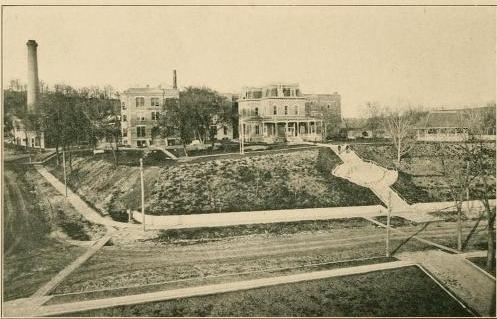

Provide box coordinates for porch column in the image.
[285,122,288,136]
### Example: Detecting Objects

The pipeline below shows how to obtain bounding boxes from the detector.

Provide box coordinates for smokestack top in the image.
[173,69,177,89]
[27,40,38,47]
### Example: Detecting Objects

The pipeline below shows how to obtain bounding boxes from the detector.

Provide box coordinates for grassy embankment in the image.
[352,142,496,204]
[46,147,381,220]
[65,266,471,317]
[3,161,104,301]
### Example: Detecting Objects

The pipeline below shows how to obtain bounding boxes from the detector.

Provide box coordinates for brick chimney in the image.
[26,40,40,113]
[173,69,177,89]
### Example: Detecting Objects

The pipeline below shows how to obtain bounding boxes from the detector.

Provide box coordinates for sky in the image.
[3,5,496,117]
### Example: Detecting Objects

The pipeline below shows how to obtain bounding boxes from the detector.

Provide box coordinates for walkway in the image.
[3,260,414,317]
[324,143,411,213]
[33,165,136,230]
[31,234,114,299]
[134,205,386,229]
[397,249,496,317]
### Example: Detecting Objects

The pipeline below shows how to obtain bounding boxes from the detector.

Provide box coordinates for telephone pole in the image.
[386,190,391,257]
[240,121,245,155]
[140,158,145,231]
[62,149,67,197]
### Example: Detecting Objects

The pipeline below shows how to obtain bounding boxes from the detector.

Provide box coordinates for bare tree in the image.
[382,108,418,165]
[437,143,474,251]
[463,109,496,272]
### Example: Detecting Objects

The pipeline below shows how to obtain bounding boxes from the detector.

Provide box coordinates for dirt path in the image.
[397,250,496,316]
[4,167,38,256]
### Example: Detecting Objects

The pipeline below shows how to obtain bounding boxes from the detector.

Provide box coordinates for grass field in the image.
[65,266,471,317]
[46,147,381,219]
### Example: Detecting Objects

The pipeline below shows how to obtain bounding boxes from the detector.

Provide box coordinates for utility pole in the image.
[240,121,245,155]
[62,149,67,197]
[140,158,145,231]
[386,190,391,257]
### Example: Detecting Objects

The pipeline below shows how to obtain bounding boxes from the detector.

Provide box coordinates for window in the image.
[137,126,146,137]
[151,111,159,121]
[151,98,160,107]
[283,88,291,97]
[296,89,301,96]
[255,107,259,116]
[284,106,288,115]
[121,102,126,110]
[253,91,262,99]
[136,97,145,107]
[327,104,331,109]
[255,125,260,135]
[271,88,278,97]
[122,128,128,137]
[122,115,127,122]
[273,106,277,115]
[294,106,299,115]
[223,126,228,135]
[137,115,146,121]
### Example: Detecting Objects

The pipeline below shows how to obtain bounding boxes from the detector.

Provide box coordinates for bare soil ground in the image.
[51,218,488,299]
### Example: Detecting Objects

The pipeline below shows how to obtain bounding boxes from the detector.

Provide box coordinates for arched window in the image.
[273,106,277,115]
[284,106,288,115]
[255,107,259,116]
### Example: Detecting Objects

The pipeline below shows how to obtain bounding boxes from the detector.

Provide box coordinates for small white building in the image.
[11,117,45,149]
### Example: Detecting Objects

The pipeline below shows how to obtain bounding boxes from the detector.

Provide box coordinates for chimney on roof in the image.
[26,40,40,113]
[173,69,177,89]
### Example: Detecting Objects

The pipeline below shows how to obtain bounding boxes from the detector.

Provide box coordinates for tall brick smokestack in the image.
[26,40,40,113]
[173,69,177,89]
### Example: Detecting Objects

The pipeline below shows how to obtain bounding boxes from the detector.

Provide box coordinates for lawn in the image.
[66,266,471,317]
[352,142,496,204]
[46,147,381,219]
